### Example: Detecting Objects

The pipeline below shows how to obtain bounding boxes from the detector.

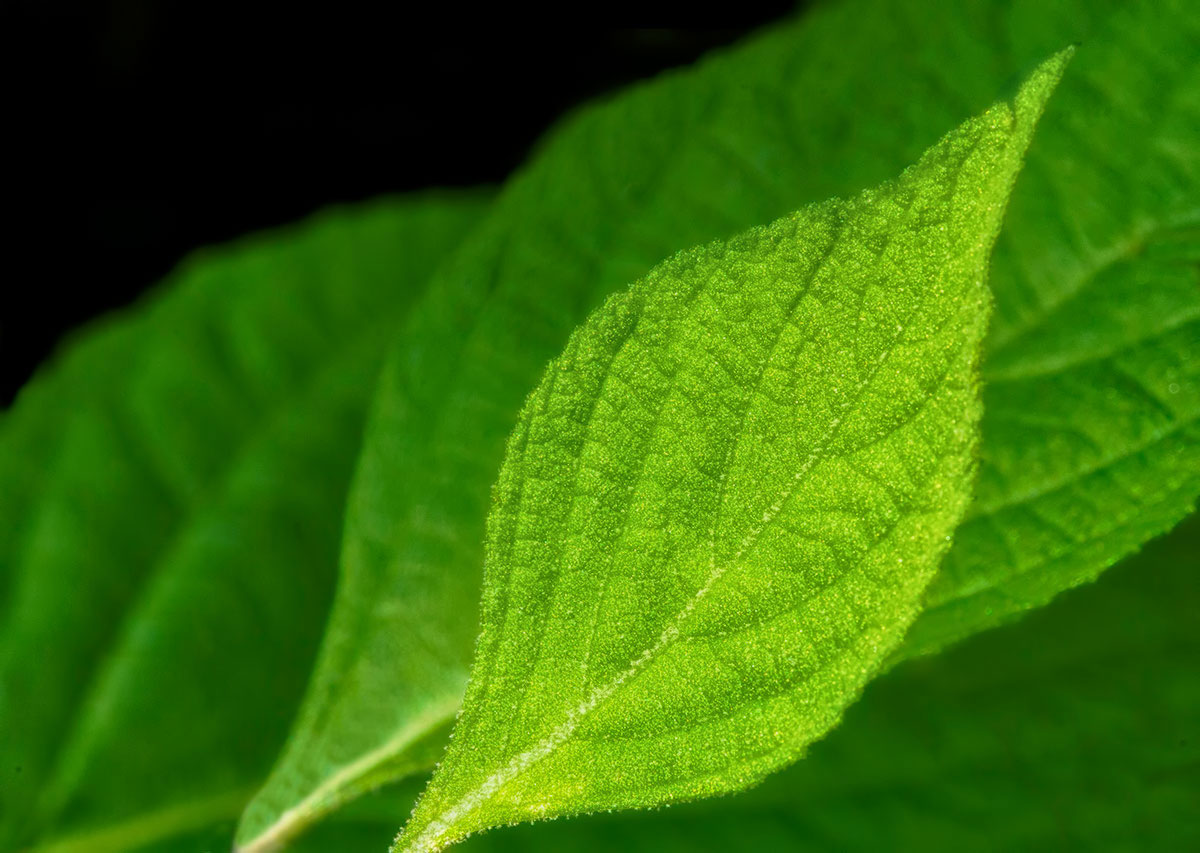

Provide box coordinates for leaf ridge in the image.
[987,310,1200,382]
[26,788,253,853]
[236,697,461,853]
[929,422,1198,611]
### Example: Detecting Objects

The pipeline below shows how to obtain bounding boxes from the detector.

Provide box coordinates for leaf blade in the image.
[395,55,1067,851]
[246,0,1200,838]
[0,194,488,852]
[241,518,1200,852]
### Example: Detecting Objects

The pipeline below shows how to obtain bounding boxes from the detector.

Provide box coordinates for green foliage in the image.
[0,195,488,852]
[297,515,1200,852]
[3,2,1198,852]
[899,0,1200,658]
[242,1,1200,844]
[392,56,1066,852]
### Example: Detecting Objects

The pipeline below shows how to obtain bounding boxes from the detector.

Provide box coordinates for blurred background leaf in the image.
[0,195,488,852]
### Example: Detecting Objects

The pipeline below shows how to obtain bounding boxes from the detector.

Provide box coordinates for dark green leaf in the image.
[242,0,1199,842]
[0,194,488,852]
[291,518,1200,852]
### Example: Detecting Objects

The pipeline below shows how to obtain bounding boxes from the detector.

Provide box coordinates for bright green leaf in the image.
[712,522,1200,851]
[242,1,1200,843]
[393,55,1066,852]
[280,516,1200,852]
[0,194,488,852]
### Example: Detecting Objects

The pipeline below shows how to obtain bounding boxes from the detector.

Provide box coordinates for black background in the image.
[3,8,794,405]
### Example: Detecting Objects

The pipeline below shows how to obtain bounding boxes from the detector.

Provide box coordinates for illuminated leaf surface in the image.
[249,0,1197,843]
[394,59,1064,852]
[292,518,1200,853]
[4,2,1195,850]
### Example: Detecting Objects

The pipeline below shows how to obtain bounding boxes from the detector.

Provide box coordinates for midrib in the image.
[402,227,966,851]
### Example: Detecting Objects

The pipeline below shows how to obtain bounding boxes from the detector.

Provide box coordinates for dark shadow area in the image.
[3,9,795,404]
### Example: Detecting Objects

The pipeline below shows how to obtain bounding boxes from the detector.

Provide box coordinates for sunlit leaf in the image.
[291,518,1200,852]
[394,56,1066,852]
[242,0,1199,843]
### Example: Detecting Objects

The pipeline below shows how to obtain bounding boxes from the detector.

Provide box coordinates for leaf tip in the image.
[1011,46,1075,138]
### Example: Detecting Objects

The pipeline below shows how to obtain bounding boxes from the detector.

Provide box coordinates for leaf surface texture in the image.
[242,0,1200,841]
[292,518,1200,853]
[395,57,1065,851]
